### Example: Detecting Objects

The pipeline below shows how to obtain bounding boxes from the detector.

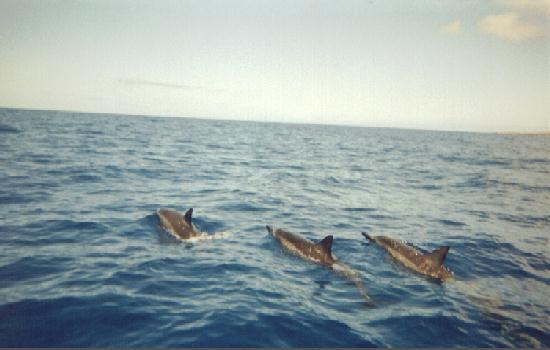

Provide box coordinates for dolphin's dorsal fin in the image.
[184,208,193,224]
[317,235,333,256]
[426,246,450,266]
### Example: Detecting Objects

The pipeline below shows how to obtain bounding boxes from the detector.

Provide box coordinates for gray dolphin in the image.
[267,225,369,298]
[156,208,201,239]
[266,225,336,266]
[362,232,453,281]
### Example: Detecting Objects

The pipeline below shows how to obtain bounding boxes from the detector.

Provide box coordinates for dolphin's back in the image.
[382,237,429,274]
[267,226,335,266]
[157,208,199,239]
[267,226,369,299]
[364,233,453,280]
[157,208,185,226]
[377,236,421,261]
[276,228,313,247]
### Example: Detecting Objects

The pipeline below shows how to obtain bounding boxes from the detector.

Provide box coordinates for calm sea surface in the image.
[0,108,548,347]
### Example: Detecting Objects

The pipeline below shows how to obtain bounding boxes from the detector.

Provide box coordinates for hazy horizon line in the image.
[1,105,548,135]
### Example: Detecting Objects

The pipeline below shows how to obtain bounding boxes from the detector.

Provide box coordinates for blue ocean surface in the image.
[0,108,548,347]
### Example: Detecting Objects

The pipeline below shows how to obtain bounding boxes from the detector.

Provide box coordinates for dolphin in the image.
[266,225,336,266]
[267,225,369,299]
[156,208,201,239]
[361,232,453,281]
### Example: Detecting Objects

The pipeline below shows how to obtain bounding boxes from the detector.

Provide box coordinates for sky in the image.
[0,0,549,132]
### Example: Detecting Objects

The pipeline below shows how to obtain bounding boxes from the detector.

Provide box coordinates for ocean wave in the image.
[1,109,549,347]
[0,123,20,133]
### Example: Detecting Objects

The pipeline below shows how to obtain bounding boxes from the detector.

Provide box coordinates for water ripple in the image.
[0,109,549,347]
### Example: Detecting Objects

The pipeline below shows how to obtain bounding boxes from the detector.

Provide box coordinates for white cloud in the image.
[493,0,550,17]
[119,79,226,93]
[479,12,546,41]
[440,20,463,36]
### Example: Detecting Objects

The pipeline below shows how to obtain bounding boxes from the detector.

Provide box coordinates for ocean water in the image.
[0,108,548,347]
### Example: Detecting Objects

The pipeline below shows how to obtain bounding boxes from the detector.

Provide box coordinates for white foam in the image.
[179,231,233,242]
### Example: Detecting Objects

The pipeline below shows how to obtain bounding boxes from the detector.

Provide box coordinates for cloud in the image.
[119,79,225,93]
[493,0,550,17]
[441,20,463,36]
[479,12,546,41]
[120,79,198,91]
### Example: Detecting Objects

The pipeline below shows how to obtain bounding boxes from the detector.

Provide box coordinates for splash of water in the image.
[162,227,233,242]
[183,231,233,242]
